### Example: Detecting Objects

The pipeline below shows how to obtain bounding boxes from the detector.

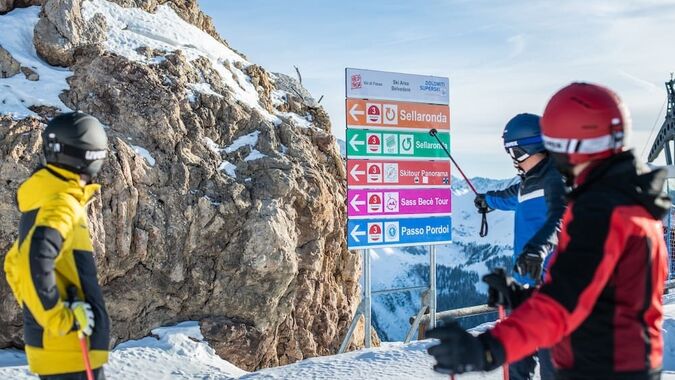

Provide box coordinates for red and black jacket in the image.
[490,151,670,380]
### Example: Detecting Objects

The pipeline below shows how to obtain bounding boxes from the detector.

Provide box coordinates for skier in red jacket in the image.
[427,82,670,380]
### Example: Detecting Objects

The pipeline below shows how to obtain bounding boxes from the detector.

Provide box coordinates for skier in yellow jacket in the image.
[4,112,110,379]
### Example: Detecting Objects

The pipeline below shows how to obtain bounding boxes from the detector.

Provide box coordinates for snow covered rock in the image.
[0,0,359,371]
[33,0,108,66]
[0,46,21,77]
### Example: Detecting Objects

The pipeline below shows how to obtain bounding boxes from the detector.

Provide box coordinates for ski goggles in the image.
[506,146,530,162]
[503,136,542,163]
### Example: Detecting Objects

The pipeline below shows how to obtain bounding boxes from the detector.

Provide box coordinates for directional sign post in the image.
[339,68,451,353]
[347,129,450,158]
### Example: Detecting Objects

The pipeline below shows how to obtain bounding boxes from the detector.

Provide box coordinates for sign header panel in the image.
[346,68,449,105]
[346,99,450,131]
[347,129,450,159]
[347,159,451,187]
[347,216,452,249]
[348,188,451,218]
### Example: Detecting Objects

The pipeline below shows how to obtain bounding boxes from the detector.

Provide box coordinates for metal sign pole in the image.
[429,245,437,329]
[364,248,372,348]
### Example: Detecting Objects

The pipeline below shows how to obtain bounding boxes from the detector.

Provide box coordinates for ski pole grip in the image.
[429,128,438,137]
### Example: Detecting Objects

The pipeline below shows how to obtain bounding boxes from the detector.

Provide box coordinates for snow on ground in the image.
[186,83,223,103]
[244,149,266,162]
[219,160,237,177]
[224,131,260,154]
[270,90,287,107]
[0,7,71,118]
[0,330,512,379]
[278,112,314,129]
[5,308,675,379]
[0,322,247,380]
[239,341,501,380]
[81,0,277,123]
[132,145,156,166]
[5,301,675,379]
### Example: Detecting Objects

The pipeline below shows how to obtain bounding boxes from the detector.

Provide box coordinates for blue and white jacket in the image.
[485,156,566,285]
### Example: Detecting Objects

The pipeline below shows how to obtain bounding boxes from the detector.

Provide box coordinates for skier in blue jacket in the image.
[473,113,566,380]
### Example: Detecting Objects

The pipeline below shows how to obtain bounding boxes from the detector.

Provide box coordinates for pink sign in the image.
[348,188,451,217]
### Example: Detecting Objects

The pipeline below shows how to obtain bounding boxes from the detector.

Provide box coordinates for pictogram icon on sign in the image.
[383,133,399,155]
[383,163,399,183]
[384,192,399,213]
[367,163,383,183]
[368,192,383,213]
[400,134,414,154]
[367,103,382,123]
[366,103,382,124]
[351,74,362,89]
[367,133,381,154]
[367,223,383,243]
[383,104,398,125]
[384,221,400,242]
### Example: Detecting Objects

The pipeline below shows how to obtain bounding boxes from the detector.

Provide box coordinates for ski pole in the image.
[68,287,95,380]
[498,305,509,380]
[429,129,490,237]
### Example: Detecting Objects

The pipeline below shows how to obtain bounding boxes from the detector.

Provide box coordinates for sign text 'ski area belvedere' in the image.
[345,68,452,249]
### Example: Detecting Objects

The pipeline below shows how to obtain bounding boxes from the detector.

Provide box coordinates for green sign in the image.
[347,129,450,158]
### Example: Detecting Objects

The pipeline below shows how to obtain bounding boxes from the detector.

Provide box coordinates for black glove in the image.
[474,193,489,213]
[426,319,505,375]
[514,245,546,281]
[483,268,532,309]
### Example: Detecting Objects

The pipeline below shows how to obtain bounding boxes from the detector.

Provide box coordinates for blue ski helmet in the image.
[502,113,545,162]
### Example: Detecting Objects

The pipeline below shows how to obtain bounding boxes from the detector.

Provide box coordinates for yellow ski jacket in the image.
[3,165,109,375]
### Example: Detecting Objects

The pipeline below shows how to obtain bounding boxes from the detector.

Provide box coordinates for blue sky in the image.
[200,0,675,179]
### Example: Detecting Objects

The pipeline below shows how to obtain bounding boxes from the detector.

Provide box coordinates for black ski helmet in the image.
[502,113,545,163]
[42,112,108,177]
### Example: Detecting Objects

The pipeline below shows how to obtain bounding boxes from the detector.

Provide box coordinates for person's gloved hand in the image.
[426,319,505,375]
[514,245,546,281]
[474,193,489,213]
[70,301,95,336]
[483,268,533,309]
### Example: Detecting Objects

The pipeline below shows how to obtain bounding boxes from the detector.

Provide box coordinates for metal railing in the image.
[409,280,675,340]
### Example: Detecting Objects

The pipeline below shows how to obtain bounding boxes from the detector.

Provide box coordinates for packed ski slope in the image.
[4,304,675,379]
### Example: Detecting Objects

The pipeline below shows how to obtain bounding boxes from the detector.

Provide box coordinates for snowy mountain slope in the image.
[370,175,518,341]
[5,303,675,379]
[0,7,70,118]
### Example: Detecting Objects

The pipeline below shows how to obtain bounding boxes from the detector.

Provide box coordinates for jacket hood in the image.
[16,165,100,212]
[570,150,671,220]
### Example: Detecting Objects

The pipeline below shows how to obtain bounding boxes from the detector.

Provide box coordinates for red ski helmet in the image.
[541,82,630,173]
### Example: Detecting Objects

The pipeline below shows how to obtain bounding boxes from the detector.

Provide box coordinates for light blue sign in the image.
[347,216,452,249]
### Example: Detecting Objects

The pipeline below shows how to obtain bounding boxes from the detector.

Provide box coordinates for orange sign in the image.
[345,99,450,130]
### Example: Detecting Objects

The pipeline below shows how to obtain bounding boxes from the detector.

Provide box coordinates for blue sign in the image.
[347,216,452,249]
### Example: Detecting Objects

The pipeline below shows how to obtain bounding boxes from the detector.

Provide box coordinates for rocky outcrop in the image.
[0,0,43,14]
[20,66,39,81]
[0,0,364,371]
[33,0,107,66]
[0,116,43,348]
[0,46,20,77]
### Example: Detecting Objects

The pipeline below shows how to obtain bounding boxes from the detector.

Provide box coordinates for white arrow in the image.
[349,103,365,121]
[350,164,365,181]
[350,224,367,242]
[349,133,365,152]
[350,193,366,212]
